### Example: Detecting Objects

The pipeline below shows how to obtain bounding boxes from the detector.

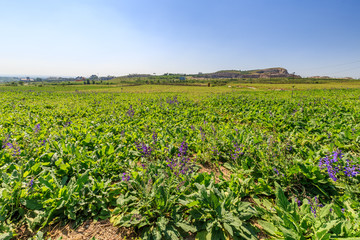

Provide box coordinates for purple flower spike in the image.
[127,105,135,118]
[2,135,10,149]
[178,141,188,157]
[121,172,130,181]
[34,123,41,133]
[319,150,359,181]
[29,178,34,189]
[135,142,152,158]
[231,143,244,160]
[166,141,194,177]
[152,131,157,144]
[6,143,14,149]
[5,142,21,157]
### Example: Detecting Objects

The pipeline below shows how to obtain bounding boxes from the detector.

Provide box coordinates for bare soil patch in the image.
[43,220,137,240]
[198,162,231,183]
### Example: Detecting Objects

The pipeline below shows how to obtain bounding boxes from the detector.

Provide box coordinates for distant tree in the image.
[86,79,90,84]
[89,75,98,80]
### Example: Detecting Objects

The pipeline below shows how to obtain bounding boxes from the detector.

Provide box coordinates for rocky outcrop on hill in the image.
[195,68,300,79]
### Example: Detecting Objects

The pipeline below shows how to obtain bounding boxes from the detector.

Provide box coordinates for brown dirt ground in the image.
[198,162,232,183]
[38,220,138,240]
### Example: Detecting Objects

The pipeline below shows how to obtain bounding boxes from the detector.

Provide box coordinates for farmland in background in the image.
[0,82,360,239]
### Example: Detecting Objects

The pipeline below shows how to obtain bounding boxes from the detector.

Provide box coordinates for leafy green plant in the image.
[111,161,196,240]
[257,185,360,239]
[182,182,257,240]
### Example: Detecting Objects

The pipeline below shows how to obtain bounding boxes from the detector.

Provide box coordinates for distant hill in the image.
[194,68,300,79]
[0,77,20,82]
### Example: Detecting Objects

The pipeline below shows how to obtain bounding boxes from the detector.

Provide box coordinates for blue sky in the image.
[0,0,360,78]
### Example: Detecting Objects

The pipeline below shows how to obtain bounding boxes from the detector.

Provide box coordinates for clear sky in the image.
[0,0,360,78]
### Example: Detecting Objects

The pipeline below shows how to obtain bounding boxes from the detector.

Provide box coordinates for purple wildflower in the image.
[121,173,130,181]
[343,159,359,177]
[152,131,157,144]
[273,167,279,175]
[231,143,244,160]
[310,202,317,218]
[211,125,216,135]
[135,142,152,158]
[286,144,293,151]
[212,146,219,156]
[199,127,206,140]
[167,96,179,105]
[34,123,41,133]
[5,142,21,157]
[2,135,10,149]
[319,151,341,181]
[319,150,359,181]
[127,105,135,118]
[166,141,194,177]
[178,141,188,157]
[28,178,34,189]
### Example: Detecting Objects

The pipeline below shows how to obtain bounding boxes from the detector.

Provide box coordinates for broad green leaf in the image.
[196,230,208,240]
[223,222,233,236]
[278,226,300,240]
[0,232,13,240]
[275,184,290,211]
[176,222,197,233]
[257,220,278,236]
[20,199,43,210]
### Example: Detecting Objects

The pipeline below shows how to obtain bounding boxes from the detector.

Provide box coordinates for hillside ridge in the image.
[195,67,300,79]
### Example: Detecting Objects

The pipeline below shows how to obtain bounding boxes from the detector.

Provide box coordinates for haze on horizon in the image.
[1,0,360,78]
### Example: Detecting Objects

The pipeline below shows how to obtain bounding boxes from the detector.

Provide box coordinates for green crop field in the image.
[1,83,360,239]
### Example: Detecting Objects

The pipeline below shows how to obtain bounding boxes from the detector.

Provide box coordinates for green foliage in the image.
[111,161,196,239]
[256,185,360,239]
[0,86,360,238]
[183,182,257,240]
